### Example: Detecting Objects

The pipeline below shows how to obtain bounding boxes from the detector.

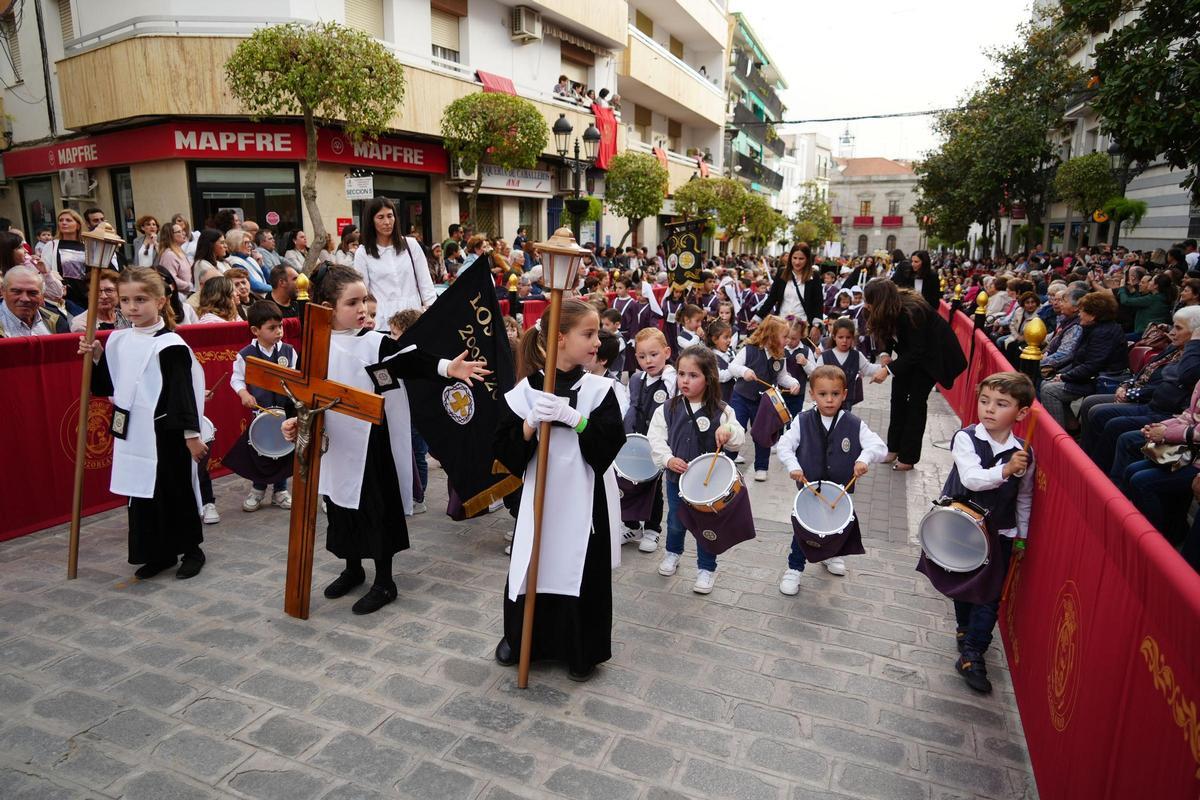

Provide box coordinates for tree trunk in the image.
[616,219,638,251]
[301,109,327,276]
[468,171,483,235]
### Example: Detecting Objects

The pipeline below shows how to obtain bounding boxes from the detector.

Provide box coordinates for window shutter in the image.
[2,16,21,81]
[559,59,586,86]
[57,0,74,42]
[668,36,683,60]
[634,11,653,37]
[430,9,460,52]
[344,0,384,39]
[634,106,652,128]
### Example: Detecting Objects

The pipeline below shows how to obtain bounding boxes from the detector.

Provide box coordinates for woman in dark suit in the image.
[891,250,943,309]
[752,242,824,324]
[864,278,967,469]
[841,255,877,290]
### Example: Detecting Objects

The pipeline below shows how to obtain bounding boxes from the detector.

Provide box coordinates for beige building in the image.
[829,157,923,256]
[0,1,680,256]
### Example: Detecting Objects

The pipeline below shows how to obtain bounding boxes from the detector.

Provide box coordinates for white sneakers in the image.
[272,490,292,510]
[779,569,802,595]
[754,470,768,482]
[824,557,847,576]
[693,569,716,594]
[658,551,680,576]
[734,454,746,464]
[622,527,641,546]
[242,489,266,512]
[201,503,220,524]
[412,501,427,515]
[488,499,505,513]
[639,530,660,553]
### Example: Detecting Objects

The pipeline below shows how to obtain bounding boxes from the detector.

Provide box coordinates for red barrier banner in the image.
[937,305,1200,797]
[0,320,301,541]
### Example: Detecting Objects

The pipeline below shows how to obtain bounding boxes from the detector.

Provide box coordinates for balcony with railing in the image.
[881,215,903,228]
[735,150,783,193]
[853,216,875,228]
[618,24,725,128]
[731,102,785,159]
[728,47,784,120]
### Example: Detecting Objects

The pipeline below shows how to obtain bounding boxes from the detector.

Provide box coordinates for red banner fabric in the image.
[0,320,302,541]
[936,304,1200,797]
[591,106,618,170]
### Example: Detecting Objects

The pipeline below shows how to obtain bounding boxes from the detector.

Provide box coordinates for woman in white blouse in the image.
[132,215,159,267]
[353,196,436,330]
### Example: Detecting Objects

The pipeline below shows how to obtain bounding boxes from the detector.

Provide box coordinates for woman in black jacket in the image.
[752,242,824,324]
[891,250,943,309]
[865,278,967,469]
[1039,291,1128,431]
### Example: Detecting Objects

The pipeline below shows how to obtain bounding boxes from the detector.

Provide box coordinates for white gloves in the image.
[528,391,582,429]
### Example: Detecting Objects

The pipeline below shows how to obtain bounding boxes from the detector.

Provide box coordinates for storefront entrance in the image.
[18,177,56,239]
[351,174,430,244]
[189,164,301,234]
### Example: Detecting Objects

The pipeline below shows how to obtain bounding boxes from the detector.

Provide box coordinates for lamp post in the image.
[553,114,600,244]
[68,221,126,579]
[1107,140,1130,249]
[516,226,588,689]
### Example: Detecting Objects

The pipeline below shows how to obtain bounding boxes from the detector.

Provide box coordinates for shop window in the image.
[352,174,431,245]
[111,168,136,260]
[518,198,540,241]
[346,0,385,40]
[857,234,868,255]
[2,14,21,81]
[460,194,497,238]
[19,177,55,241]
[190,164,301,235]
[431,8,461,62]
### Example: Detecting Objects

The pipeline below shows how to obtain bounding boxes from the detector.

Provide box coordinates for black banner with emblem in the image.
[366,255,520,517]
[664,218,708,288]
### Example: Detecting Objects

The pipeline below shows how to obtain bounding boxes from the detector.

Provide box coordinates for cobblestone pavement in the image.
[0,381,1036,800]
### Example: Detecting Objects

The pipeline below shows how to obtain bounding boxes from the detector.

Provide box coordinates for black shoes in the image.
[956,653,993,694]
[955,628,967,653]
[324,568,366,599]
[494,638,517,666]
[568,664,595,682]
[176,550,206,580]
[352,583,397,615]
[134,558,177,579]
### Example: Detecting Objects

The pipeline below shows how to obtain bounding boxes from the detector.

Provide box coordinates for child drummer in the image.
[623,328,676,553]
[775,365,886,587]
[920,371,1034,694]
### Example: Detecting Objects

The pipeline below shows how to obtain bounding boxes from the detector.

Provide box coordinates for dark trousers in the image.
[1123,461,1198,541]
[730,391,771,470]
[953,537,1014,656]
[627,476,664,533]
[1085,403,1157,472]
[198,455,214,505]
[412,430,429,500]
[887,370,937,464]
[1109,422,1168,484]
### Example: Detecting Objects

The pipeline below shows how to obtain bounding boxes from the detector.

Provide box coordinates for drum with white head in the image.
[248,408,294,459]
[791,481,854,538]
[679,453,742,514]
[614,433,661,483]
[918,501,989,572]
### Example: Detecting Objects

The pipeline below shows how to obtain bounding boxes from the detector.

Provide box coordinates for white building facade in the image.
[829,157,923,257]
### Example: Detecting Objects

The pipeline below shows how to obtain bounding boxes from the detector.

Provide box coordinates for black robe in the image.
[92,335,203,565]
[494,367,625,673]
[325,332,441,562]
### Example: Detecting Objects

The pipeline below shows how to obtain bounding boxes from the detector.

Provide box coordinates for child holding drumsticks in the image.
[728,315,801,480]
[648,346,745,594]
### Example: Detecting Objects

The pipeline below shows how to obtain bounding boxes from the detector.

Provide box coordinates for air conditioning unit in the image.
[59,167,93,198]
[555,167,574,194]
[447,156,477,184]
[511,6,542,43]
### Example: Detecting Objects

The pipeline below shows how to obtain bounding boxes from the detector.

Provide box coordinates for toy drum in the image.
[792,481,854,538]
[248,409,294,459]
[918,501,989,572]
[614,433,662,484]
[764,386,791,426]
[679,453,742,514]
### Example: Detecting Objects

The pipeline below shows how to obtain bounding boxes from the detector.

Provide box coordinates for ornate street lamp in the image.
[553,114,601,244]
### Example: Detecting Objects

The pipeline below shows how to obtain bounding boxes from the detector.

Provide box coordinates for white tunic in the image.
[353,238,437,331]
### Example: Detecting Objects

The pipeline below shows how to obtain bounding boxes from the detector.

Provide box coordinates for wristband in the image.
[1014,539,1026,551]
[574,416,588,434]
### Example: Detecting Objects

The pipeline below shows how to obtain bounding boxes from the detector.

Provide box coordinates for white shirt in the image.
[777,273,808,321]
[712,346,734,383]
[774,410,888,474]
[729,347,800,390]
[676,327,702,349]
[914,277,924,296]
[353,237,437,330]
[949,426,1035,539]
[647,400,744,470]
[807,347,886,379]
[231,340,298,396]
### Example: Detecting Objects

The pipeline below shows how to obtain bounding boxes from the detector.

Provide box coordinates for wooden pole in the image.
[284,411,326,620]
[517,286,563,689]
[67,266,103,579]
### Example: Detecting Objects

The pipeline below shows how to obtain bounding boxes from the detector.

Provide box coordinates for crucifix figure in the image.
[244,303,384,619]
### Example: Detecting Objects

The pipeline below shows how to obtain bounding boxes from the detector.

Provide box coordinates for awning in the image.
[476,70,516,96]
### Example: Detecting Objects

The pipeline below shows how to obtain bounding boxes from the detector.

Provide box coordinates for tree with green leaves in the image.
[1059,0,1200,200]
[1054,152,1118,248]
[743,193,785,253]
[792,181,838,246]
[440,93,548,234]
[604,152,669,249]
[225,22,406,273]
[673,177,747,234]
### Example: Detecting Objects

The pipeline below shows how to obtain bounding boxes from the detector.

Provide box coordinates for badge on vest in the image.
[702,529,717,541]
[277,355,290,366]
[653,389,667,404]
[369,367,395,391]
[841,438,851,453]
[110,405,130,440]
[696,417,711,432]
[772,360,782,372]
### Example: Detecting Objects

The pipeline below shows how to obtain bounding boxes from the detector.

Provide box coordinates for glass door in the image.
[18,177,56,240]
[351,173,431,244]
[110,168,136,260]
[189,164,301,235]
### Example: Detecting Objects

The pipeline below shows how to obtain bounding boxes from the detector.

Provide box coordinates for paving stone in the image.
[842,674,910,705]
[837,764,927,800]
[46,653,127,688]
[89,596,153,621]
[707,665,776,702]
[395,761,478,799]
[178,655,248,684]
[544,764,640,800]
[321,783,389,800]
[122,770,214,800]
[309,732,410,788]
[323,660,378,689]
[376,715,460,754]
[239,671,320,710]
[111,672,196,708]
[915,694,1006,729]
[437,656,495,687]
[0,600,47,623]
[607,736,676,779]
[763,657,841,690]
[439,693,526,732]
[655,719,737,759]
[926,752,1009,796]
[31,689,119,729]
[0,672,38,705]
[89,708,174,749]
[731,703,803,738]
[681,758,781,800]
[746,737,830,782]
[645,678,725,722]
[784,686,870,725]
[72,625,137,649]
[259,641,327,671]
[449,734,535,780]
[313,693,386,727]
[877,709,966,748]
[0,723,70,767]
[186,627,261,652]
[228,767,330,800]
[526,716,610,758]
[180,696,259,734]
[243,713,327,757]
[56,743,136,788]
[373,642,437,669]
[153,728,253,779]
[813,724,907,767]
[129,643,189,667]
[376,672,446,708]
[582,696,653,732]
[982,736,1028,764]
[322,630,375,655]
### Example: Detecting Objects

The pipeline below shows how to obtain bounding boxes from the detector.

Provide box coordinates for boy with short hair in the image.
[599,308,626,376]
[623,328,676,553]
[919,371,1035,694]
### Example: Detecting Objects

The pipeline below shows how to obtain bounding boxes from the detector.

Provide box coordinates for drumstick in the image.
[254,404,285,418]
[702,445,723,487]
[209,371,230,391]
[1023,407,1038,454]
[798,478,835,509]
[828,473,859,507]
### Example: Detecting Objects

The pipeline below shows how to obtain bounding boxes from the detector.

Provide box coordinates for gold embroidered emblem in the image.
[1047,580,1082,731]
[1140,635,1200,778]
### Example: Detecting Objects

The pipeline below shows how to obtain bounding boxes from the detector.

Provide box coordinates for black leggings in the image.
[887,370,937,465]
[345,556,394,589]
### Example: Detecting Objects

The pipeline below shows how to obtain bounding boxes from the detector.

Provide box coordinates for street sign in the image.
[345,175,374,200]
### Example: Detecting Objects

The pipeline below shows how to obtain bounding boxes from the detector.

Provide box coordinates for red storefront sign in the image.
[3,121,447,178]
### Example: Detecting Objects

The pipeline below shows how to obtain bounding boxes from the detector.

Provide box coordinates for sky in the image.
[729,0,1037,162]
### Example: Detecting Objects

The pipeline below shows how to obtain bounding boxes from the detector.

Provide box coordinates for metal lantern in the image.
[533,227,588,291]
[81,222,124,269]
[582,123,601,162]
[552,114,573,158]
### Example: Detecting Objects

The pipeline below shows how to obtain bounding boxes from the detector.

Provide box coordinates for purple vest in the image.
[821,348,863,406]
[612,296,637,335]
[941,425,1023,531]
[240,341,297,408]
[785,342,813,385]
[792,409,862,487]
[715,349,734,401]
[733,345,783,401]
[662,397,723,482]
[625,371,670,434]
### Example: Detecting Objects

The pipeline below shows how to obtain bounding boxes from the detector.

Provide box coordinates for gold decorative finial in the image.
[1020,316,1047,361]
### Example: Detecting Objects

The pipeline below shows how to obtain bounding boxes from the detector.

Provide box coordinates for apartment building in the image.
[723,12,785,209]
[829,157,922,257]
[0,0,633,252]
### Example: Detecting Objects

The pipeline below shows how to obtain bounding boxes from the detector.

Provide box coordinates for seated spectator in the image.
[1039,291,1127,431]
[334,231,359,267]
[1041,286,1087,375]
[255,229,283,270]
[460,235,488,271]
[1176,277,1200,311]
[190,228,230,294]
[984,276,1010,322]
[226,266,255,320]
[70,269,125,332]
[0,266,70,337]
[1082,306,1200,470]
[196,275,240,323]
[1118,271,1174,338]
[1000,291,1041,363]
[226,229,270,295]
[267,264,302,320]
[281,229,308,271]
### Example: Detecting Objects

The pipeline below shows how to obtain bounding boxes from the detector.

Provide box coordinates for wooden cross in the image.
[244,303,384,619]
